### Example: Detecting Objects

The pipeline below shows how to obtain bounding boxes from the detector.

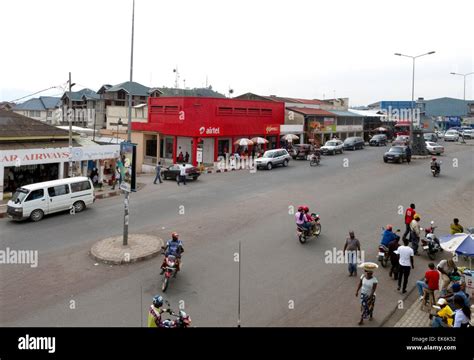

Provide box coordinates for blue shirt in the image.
[452,291,470,307]
[381,230,397,246]
[166,239,183,256]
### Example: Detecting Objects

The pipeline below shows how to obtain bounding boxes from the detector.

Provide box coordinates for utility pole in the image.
[68,72,73,177]
[123,0,135,247]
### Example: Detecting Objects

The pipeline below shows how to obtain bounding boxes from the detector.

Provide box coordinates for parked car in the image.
[460,128,474,139]
[7,177,95,222]
[255,149,291,170]
[423,132,438,142]
[162,164,201,181]
[383,146,408,163]
[425,141,444,155]
[444,129,459,142]
[320,139,344,155]
[343,136,365,150]
[435,130,445,139]
[369,134,387,146]
[290,144,313,159]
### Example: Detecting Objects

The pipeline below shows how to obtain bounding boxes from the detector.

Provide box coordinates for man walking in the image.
[153,161,163,184]
[396,238,414,294]
[410,214,421,255]
[405,145,412,164]
[177,163,187,186]
[388,235,400,280]
[402,204,416,241]
[343,231,361,277]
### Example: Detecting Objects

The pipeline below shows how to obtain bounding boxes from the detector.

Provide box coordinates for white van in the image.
[7,177,95,222]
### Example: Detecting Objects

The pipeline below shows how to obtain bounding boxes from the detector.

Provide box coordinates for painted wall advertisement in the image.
[119,142,137,192]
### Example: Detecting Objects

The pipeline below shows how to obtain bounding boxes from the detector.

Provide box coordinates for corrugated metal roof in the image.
[328,110,364,117]
[0,109,71,138]
[287,107,334,116]
[106,81,150,96]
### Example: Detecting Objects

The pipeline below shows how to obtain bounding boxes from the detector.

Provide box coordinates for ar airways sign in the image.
[199,126,221,135]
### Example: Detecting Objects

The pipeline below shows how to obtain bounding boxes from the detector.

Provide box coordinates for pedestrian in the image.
[154,161,163,184]
[388,235,400,280]
[437,258,458,295]
[355,263,378,325]
[452,295,471,328]
[405,145,412,164]
[112,166,120,190]
[343,231,361,277]
[402,204,416,241]
[177,163,187,186]
[450,218,464,234]
[431,298,454,328]
[416,262,439,300]
[396,238,414,294]
[177,151,184,163]
[409,214,421,255]
[184,152,190,163]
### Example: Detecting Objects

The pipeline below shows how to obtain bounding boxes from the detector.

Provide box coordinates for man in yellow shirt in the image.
[450,218,464,235]
[431,298,454,327]
[147,295,170,328]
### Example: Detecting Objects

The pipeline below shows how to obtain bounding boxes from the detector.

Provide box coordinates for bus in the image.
[394,121,411,137]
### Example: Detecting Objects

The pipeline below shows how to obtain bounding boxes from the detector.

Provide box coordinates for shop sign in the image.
[335,125,363,132]
[199,126,221,135]
[265,125,280,134]
[119,142,137,192]
[324,118,335,126]
[197,148,203,163]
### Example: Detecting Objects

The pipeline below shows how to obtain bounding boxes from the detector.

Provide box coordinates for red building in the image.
[132,97,285,167]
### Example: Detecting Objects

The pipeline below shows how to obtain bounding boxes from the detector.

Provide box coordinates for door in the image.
[22,189,48,217]
[47,184,71,213]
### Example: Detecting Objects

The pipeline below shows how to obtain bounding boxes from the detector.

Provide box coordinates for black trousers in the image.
[402,223,410,240]
[398,265,411,291]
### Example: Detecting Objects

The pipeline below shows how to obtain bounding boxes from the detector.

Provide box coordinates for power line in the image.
[9,86,63,103]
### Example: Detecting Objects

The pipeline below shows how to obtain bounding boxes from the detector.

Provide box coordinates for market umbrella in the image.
[439,233,474,256]
[250,137,269,145]
[281,134,299,142]
[374,127,388,132]
[234,138,254,146]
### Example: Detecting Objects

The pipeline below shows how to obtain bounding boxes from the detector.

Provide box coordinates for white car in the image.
[460,128,474,139]
[425,141,444,155]
[255,149,291,170]
[320,140,344,155]
[444,130,459,142]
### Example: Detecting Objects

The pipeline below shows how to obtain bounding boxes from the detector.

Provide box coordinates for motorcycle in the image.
[296,213,321,244]
[160,250,180,292]
[431,161,441,177]
[420,221,441,260]
[309,152,321,166]
[377,227,400,268]
[160,309,192,328]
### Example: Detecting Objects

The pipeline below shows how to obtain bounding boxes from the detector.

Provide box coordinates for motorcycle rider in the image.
[147,295,171,327]
[410,214,422,255]
[303,206,316,234]
[161,232,184,274]
[430,157,440,173]
[295,206,311,233]
[380,225,398,249]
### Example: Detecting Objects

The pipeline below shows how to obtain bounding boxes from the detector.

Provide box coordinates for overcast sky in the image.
[1,0,472,106]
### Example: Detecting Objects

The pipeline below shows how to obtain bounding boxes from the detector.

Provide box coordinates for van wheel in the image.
[266,162,273,170]
[30,209,44,222]
[73,201,86,213]
[283,159,289,167]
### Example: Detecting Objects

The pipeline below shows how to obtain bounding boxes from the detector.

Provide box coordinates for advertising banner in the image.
[119,142,137,192]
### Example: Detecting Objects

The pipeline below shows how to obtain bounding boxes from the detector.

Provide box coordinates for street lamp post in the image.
[394,51,435,147]
[67,72,76,177]
[450,72,474,101]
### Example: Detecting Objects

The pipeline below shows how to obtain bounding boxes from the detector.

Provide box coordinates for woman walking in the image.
[355,263,379,325]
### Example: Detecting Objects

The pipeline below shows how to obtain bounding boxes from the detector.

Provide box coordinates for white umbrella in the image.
[250,137,269,144]
[234,138,254,146]
[439,233,474,256]
[282,134,299,142]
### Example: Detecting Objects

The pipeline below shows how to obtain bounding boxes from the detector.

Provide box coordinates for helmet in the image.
[152,295,164,307]
[432,157,436,161]
[297,206,304,212]
[386,224,393,231]
[303,206,309,212]
[414,214,420,220]
[171,232,179,240]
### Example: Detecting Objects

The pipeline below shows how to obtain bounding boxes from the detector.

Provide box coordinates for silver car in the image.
[255,149,291,170]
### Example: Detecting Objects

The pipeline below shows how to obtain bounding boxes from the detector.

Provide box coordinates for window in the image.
[234,108,247,116]
[70,181,91,193]
[25,189,44,202]
[47,111,52,118]
[29,110,35,117]
[164,106,179,114]
[217,107,233,115]
[35,111,41,117]
[146,139,157,157]
[48,185,70,197]
[248,108,260,116]
[151,106,164,113]
[261,109,272,116]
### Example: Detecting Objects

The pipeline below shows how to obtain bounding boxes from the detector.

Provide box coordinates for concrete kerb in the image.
[90,234,164,265]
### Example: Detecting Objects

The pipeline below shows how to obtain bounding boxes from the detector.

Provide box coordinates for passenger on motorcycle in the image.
[430,157,440,171]
[161,232,184,273]
[295,206,312,232]
[380,225,398,249]
[147,295,171,327]
[303,206,316,234]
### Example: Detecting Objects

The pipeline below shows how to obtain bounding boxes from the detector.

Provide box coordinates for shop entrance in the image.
[3,163,59,194]
[218,139,231,157]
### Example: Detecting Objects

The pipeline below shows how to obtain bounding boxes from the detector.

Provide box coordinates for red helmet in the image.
[432,157,437,161]
[297,206,304,212]
[171,232,179,240]
[303,206,309,212]
[386,224,393,231]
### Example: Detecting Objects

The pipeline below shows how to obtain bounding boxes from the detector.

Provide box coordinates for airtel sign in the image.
[199,126,221,135]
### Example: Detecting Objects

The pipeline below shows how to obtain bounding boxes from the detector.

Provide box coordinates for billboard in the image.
[119,142,137,192]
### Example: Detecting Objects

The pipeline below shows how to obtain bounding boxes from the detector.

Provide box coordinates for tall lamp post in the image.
[67,72,76,177]
[394,51,435,146]
[450,72,474,101]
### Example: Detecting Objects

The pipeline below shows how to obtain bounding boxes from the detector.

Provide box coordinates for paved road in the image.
[1,142,473,326]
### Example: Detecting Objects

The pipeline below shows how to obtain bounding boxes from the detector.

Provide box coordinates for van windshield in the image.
[11,188,29,204]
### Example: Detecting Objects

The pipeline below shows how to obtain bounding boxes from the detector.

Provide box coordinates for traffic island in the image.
[90,234,163,265]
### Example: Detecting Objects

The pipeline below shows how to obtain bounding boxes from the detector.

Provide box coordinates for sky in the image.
[1,0,473,106]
